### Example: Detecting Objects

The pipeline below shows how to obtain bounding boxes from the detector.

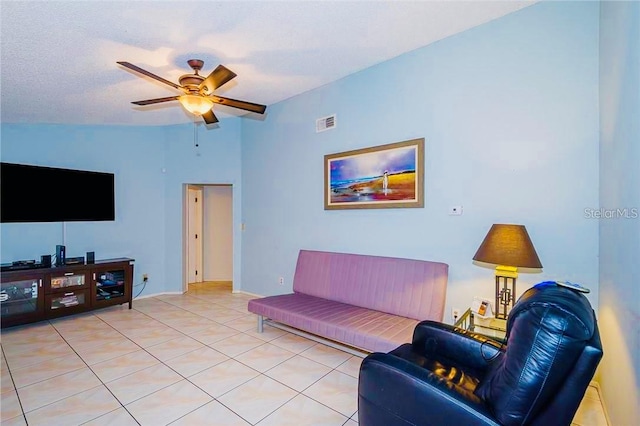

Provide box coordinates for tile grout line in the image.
[2,286,362,425]
[155,294,359,424]
[32,316,142,424]
[1,343,29,425]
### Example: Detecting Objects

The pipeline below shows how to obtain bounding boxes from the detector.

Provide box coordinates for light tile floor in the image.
[0,282,608,426]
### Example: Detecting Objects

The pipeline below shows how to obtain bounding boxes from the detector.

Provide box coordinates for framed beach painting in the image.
[324,138,424,210]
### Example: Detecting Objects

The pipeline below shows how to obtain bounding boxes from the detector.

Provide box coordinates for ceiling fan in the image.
[117,59,266,125]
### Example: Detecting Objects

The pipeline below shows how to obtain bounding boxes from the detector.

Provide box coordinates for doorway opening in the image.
[183,184,234,295]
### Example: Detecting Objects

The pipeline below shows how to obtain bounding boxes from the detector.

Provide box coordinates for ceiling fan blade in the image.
[202,110,219,124]
[117,61,182,90]
[199,65,237,94]
[210,95,266,114]
[131,96,179,106]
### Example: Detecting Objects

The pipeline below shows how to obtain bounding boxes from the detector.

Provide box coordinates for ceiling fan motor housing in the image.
[179,74,205,92]
[179,59,207,92]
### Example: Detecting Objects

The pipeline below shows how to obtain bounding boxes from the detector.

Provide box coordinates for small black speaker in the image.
[40,254,52,268]
[55,245,66,266]
[86,251,95,264]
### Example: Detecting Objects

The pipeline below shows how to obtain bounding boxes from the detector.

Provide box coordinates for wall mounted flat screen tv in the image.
[1,162,115,223]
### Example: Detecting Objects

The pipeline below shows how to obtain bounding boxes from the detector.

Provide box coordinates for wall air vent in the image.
[316,114,336,133]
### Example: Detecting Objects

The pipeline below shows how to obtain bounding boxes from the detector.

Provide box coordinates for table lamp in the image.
[473,224,542,319]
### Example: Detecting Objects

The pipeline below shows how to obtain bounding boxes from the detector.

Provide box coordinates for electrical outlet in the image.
[143,274,148,282]
[452,307,461,321]
[278,277,284,285]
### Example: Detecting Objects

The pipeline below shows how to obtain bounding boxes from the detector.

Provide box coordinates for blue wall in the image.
[241,1,601,317]
[161,121,244,292]
[0,120,242,295]
[598,1,640,424]
[1,2,603,320]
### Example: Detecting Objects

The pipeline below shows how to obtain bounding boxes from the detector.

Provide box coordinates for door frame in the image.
[186,185,204,286]
[182,183,236,293]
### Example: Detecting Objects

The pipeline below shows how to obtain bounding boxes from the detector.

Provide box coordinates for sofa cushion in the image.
[248,293,419,353]
[292,250,448,321]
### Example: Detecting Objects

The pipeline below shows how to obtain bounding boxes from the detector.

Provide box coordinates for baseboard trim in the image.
[135,288,260,300]
[589,380,612,426]
[233,289,263,298]
[133,291,183,300]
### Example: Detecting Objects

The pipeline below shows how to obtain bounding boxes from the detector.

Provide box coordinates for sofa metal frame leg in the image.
[257,315,264,333]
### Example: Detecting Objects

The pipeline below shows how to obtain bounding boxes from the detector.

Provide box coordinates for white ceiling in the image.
[1,1,535,126]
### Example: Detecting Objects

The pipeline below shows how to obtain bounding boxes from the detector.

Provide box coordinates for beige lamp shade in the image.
[473,224,542,268]
[178,95,214,115]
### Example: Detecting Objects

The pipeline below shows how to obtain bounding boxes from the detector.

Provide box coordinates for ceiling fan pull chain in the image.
[194,120,199,148]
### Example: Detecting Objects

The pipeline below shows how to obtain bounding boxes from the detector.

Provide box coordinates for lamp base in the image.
[495,266,518,319]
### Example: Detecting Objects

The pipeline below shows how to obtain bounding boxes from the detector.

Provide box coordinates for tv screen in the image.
[1,162,115,223]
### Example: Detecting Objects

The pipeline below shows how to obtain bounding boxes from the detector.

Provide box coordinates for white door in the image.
[203,185,233,281]
[187,186,203,284]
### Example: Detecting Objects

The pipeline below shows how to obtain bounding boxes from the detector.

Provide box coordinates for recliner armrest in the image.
[412,320,504,371]
[358,352,500,426]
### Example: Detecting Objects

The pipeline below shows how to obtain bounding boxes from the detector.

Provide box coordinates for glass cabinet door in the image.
[0,275,44,322]
[49,271,88,292]
[48,291,87,310]
[94,268,127,303]
[45,289,90,317]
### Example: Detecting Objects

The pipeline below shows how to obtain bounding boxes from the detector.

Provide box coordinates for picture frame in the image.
[324,138,424,210]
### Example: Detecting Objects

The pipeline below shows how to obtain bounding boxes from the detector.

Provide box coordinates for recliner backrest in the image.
[529,324,603,426]
[475,284,603,426]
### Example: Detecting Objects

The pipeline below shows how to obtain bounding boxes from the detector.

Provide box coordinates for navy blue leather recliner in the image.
[358,283,603,426]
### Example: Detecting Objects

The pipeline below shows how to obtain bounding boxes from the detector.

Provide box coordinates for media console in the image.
[0,258,134,328]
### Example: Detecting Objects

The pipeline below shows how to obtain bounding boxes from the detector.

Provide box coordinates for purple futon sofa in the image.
[247,250,449,353]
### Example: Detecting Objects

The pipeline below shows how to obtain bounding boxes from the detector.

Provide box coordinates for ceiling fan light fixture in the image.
[178,94,213,115]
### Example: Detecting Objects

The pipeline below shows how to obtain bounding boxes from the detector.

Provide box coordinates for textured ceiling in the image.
[0,1,535,126]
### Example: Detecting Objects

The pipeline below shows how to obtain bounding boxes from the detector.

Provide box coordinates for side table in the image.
[454,308,507,342]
